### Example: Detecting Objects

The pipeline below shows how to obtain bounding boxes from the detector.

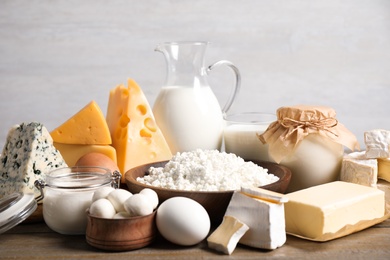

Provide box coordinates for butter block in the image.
[340,151,377,187]
[378,157,390,182]
[224,189,286,250]
[285,181,385,239]
[53,142,117,167]
[364,129,390,158]
[207,215,249,255]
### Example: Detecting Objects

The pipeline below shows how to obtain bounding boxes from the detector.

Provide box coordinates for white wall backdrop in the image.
[0,0,389,149]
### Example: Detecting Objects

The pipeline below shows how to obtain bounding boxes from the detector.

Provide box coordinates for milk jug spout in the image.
[152,41,241,153]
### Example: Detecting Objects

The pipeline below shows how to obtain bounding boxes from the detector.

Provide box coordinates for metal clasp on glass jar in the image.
[34,166,121,235]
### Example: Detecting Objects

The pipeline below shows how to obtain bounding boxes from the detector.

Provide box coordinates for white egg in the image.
[89,198,116,218]
[156,197,210,246]
[107,189,133,212]
[92,186,115,202]
[113,211,132,219]
[140,188,159,209]
[124,193,153,216]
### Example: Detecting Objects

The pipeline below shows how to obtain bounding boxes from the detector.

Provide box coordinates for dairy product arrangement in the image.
[0,72,389,254]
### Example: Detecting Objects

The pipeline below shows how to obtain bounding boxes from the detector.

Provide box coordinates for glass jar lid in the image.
[0,192,37,234]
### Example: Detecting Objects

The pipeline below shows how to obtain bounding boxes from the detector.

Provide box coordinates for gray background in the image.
[1,0,389,150]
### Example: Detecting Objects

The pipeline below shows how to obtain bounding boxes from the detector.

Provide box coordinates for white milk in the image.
[43,189,93,235]
[153,86,224,154]
[224,124,270,161]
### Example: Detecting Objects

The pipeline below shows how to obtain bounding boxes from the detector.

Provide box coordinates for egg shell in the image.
[156,197,211,246]
[75,152,120,173]
[89,198,116,218]
[140,188,159,209]
[107,189,133,212]
[124,193,154,217]
[92,186,115,202]
[113,211,132,219]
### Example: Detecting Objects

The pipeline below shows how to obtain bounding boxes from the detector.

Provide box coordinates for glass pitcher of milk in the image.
[153,41,241,154]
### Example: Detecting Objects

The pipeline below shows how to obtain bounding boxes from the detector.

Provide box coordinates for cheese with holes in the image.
[224,188,287,250]
[106,79,172,178]
[0,122,68,198]
[364,129,390,158]
[50,101,112,145]
[53,142,117,167]
[207,215,249,255]
[340,151,377,187]
[378,157,390,182]
[285,181,385,239]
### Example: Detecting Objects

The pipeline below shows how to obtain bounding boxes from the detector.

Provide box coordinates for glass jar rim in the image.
[44,166,113,189]
[224,112,276,125]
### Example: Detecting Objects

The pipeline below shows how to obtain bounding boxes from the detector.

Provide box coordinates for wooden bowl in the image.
[85,211,157,251]
[125,161,291,224]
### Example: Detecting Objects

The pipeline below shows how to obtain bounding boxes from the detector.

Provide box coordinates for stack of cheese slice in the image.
[51,101,117,167]
[106,79,172,181]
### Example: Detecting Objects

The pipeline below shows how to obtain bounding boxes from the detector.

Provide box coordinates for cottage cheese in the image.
[137,149,279,191]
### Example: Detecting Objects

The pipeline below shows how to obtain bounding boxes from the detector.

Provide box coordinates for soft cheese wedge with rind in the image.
[378,158,390,182]
[207,215,249,255]
[340,151,378,187]
[106,79,172,179]
[50,101,112,145]
[225,189,287,250]
[285,181,385,239]
[0,122,68,198]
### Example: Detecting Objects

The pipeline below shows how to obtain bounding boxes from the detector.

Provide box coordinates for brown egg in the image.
[75,152,120,174]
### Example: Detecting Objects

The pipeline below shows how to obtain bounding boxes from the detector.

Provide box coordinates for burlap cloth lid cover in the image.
[258,105,360,163]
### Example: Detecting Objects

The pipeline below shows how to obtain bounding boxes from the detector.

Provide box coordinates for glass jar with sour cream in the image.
[35,166,121,235]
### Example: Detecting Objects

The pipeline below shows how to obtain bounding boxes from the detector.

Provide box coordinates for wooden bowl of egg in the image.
[86,210,157,251]
[125,160,291,224]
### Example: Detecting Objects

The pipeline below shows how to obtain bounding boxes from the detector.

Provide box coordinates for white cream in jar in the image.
[35,166,120,235]
[223,113,276,161]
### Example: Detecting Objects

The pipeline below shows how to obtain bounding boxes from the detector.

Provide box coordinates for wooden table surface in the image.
[1,216,390,260]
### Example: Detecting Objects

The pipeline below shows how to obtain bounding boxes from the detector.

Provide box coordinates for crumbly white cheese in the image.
[0,122,68,198]
[137,149,279,191]
[364,129,390,158]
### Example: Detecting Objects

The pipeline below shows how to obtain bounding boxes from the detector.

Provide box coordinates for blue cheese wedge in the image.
[0,122,68,198]
[224,187,287,250]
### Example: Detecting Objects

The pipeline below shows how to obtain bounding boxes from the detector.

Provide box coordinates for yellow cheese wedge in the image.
[378,158,390,182]
[51,101,112,145]
[106,79,172,179]
[207,215,249,255]
[53,142,117,167]
[285,181,385,239]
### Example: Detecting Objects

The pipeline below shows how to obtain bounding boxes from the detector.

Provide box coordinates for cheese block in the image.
[285,181,385,239]
[364,129,390,158]
[53,142,117,167]
[207,215,249,255]
[0,122,68,198]
[224,190,287,250]
[50,101,112,145]
[106,79,172,178]
[340,151,377,187]
[378,157,390,182]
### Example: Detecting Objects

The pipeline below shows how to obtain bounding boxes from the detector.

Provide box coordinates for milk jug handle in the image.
[207,60,241,114]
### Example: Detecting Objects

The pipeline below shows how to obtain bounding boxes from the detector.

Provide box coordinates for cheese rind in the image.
[340,151,377,187]
[106,79,172,179]
[50,101,112,145]
[53,142,117,167]
[0,122,68,198]
[285,181,385,239]
[207,215,249,255]
[378,158,390,182]
[364,129,390,158]
[224,191,286,250]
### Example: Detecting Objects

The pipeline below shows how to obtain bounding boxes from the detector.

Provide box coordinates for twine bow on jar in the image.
[258,105,360,163]
[279,117,339,139]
